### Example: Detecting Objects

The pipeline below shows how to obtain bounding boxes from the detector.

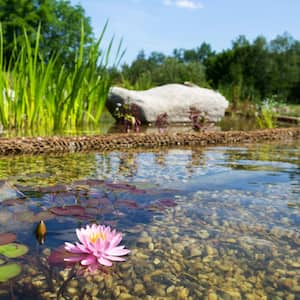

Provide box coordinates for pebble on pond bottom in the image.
[2,186,299,300]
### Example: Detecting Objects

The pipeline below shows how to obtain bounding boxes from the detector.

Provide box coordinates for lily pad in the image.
[156,198,177,207]
[106,182,137,191]
[130,188,147,195]
[50,205,86,216]
[73,179,104,187]
[1,198,25,206]
[0,233,16,245]
[0,243,29,258]
[115,199,140,209]
[0,263,21,282]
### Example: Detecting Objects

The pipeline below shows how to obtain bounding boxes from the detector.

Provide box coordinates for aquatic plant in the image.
[0,243,28,258]
[0,263,21,283]
[0,21,124,132]
[256,97,278,129]
[64,224,130,272]
[0,237,29,283]
[155,112,169,133]
[114,103,142,132]
[35,220,47,245]
[189,106,208,130]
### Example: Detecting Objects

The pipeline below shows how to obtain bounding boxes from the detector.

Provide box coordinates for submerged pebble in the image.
[4,141,300,299]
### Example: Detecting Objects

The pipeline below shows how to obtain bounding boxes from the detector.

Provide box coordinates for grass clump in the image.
[0,22,124,132]
[255,97,278,129]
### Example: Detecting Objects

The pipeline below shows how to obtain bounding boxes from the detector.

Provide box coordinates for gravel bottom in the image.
[2,186,299,300]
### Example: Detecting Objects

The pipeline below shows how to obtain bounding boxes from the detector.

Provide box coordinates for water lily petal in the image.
[75,242,91,254]
[98,257,112,267]
[109,233,122,248]
[81,255,96,266]
[106,247,130,256]
[88,263,99,272]
[64,256,84,262]
[104,255,126,262]
[76,228,88,245]
[95,238,109,252]
[64,242,83,254]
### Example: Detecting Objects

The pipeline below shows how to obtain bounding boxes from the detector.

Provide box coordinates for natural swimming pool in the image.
[0,140,299,299]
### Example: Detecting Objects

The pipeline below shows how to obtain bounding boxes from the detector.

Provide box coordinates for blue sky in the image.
[70,0,300,64]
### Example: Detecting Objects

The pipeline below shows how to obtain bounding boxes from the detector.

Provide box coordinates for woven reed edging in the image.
[0,127,300,155]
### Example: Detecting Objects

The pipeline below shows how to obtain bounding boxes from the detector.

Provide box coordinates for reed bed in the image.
[0,22,123,132]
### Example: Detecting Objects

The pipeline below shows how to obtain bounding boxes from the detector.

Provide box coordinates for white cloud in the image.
[176,0,204,9]
[163,0,204,9]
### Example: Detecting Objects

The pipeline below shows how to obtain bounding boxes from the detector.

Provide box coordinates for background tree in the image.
[0,0,93,66]
[120,50,207,90]
[118,33,300,104]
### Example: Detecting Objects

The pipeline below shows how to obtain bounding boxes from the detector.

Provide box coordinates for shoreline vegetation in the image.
[0,0,299,135]
[0,127,299,155]
[0,22,124,131]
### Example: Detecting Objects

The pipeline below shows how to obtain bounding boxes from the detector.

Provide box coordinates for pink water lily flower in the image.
[64,224,130,272]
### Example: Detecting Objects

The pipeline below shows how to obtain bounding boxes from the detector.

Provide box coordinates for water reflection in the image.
[0,140,299,299]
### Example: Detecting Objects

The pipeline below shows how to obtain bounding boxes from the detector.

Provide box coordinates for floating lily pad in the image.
[115,199,140,209]
[134,182,158,190]
[33,210,54,222]
[0,233,16,245]
[85,198,101,207]
[73,179,105,187]
[1,198,25,206]
[50,205,86,216]
[130,188,147,195]
[0,243,29,258]
[0,263,21,282]
[156,198,177,207]
[106,182,137,191]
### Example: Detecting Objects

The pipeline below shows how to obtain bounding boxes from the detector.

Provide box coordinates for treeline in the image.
[114,34,300,104]
[1,1,299,105]
[0,0,94,67]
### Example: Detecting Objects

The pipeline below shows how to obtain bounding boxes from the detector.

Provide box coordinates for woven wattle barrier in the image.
[0,127,299,155]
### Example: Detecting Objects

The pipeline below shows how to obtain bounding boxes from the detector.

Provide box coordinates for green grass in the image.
[0,22,124,133]
[256,107,277,129]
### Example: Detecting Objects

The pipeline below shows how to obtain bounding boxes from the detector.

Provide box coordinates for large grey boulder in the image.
[106,83,229,123]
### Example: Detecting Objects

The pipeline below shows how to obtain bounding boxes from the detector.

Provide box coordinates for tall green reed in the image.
[0,21,124,132]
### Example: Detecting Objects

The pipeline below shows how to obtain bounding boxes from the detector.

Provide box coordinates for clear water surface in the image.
[0,140,299,299]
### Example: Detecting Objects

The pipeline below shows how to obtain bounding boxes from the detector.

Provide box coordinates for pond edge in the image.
[0,127,299,155]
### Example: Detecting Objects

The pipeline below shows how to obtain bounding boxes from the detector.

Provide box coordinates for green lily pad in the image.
[0,243,28,258]
[0,263,21,282]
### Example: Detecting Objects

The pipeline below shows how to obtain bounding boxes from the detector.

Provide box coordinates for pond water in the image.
[0,115,294,138]
[0,140,299,299]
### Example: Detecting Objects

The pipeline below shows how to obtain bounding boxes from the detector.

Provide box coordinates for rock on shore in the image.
[107,83,229,123]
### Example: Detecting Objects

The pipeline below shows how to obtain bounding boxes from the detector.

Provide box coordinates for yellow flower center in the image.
[89,232,106,243]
